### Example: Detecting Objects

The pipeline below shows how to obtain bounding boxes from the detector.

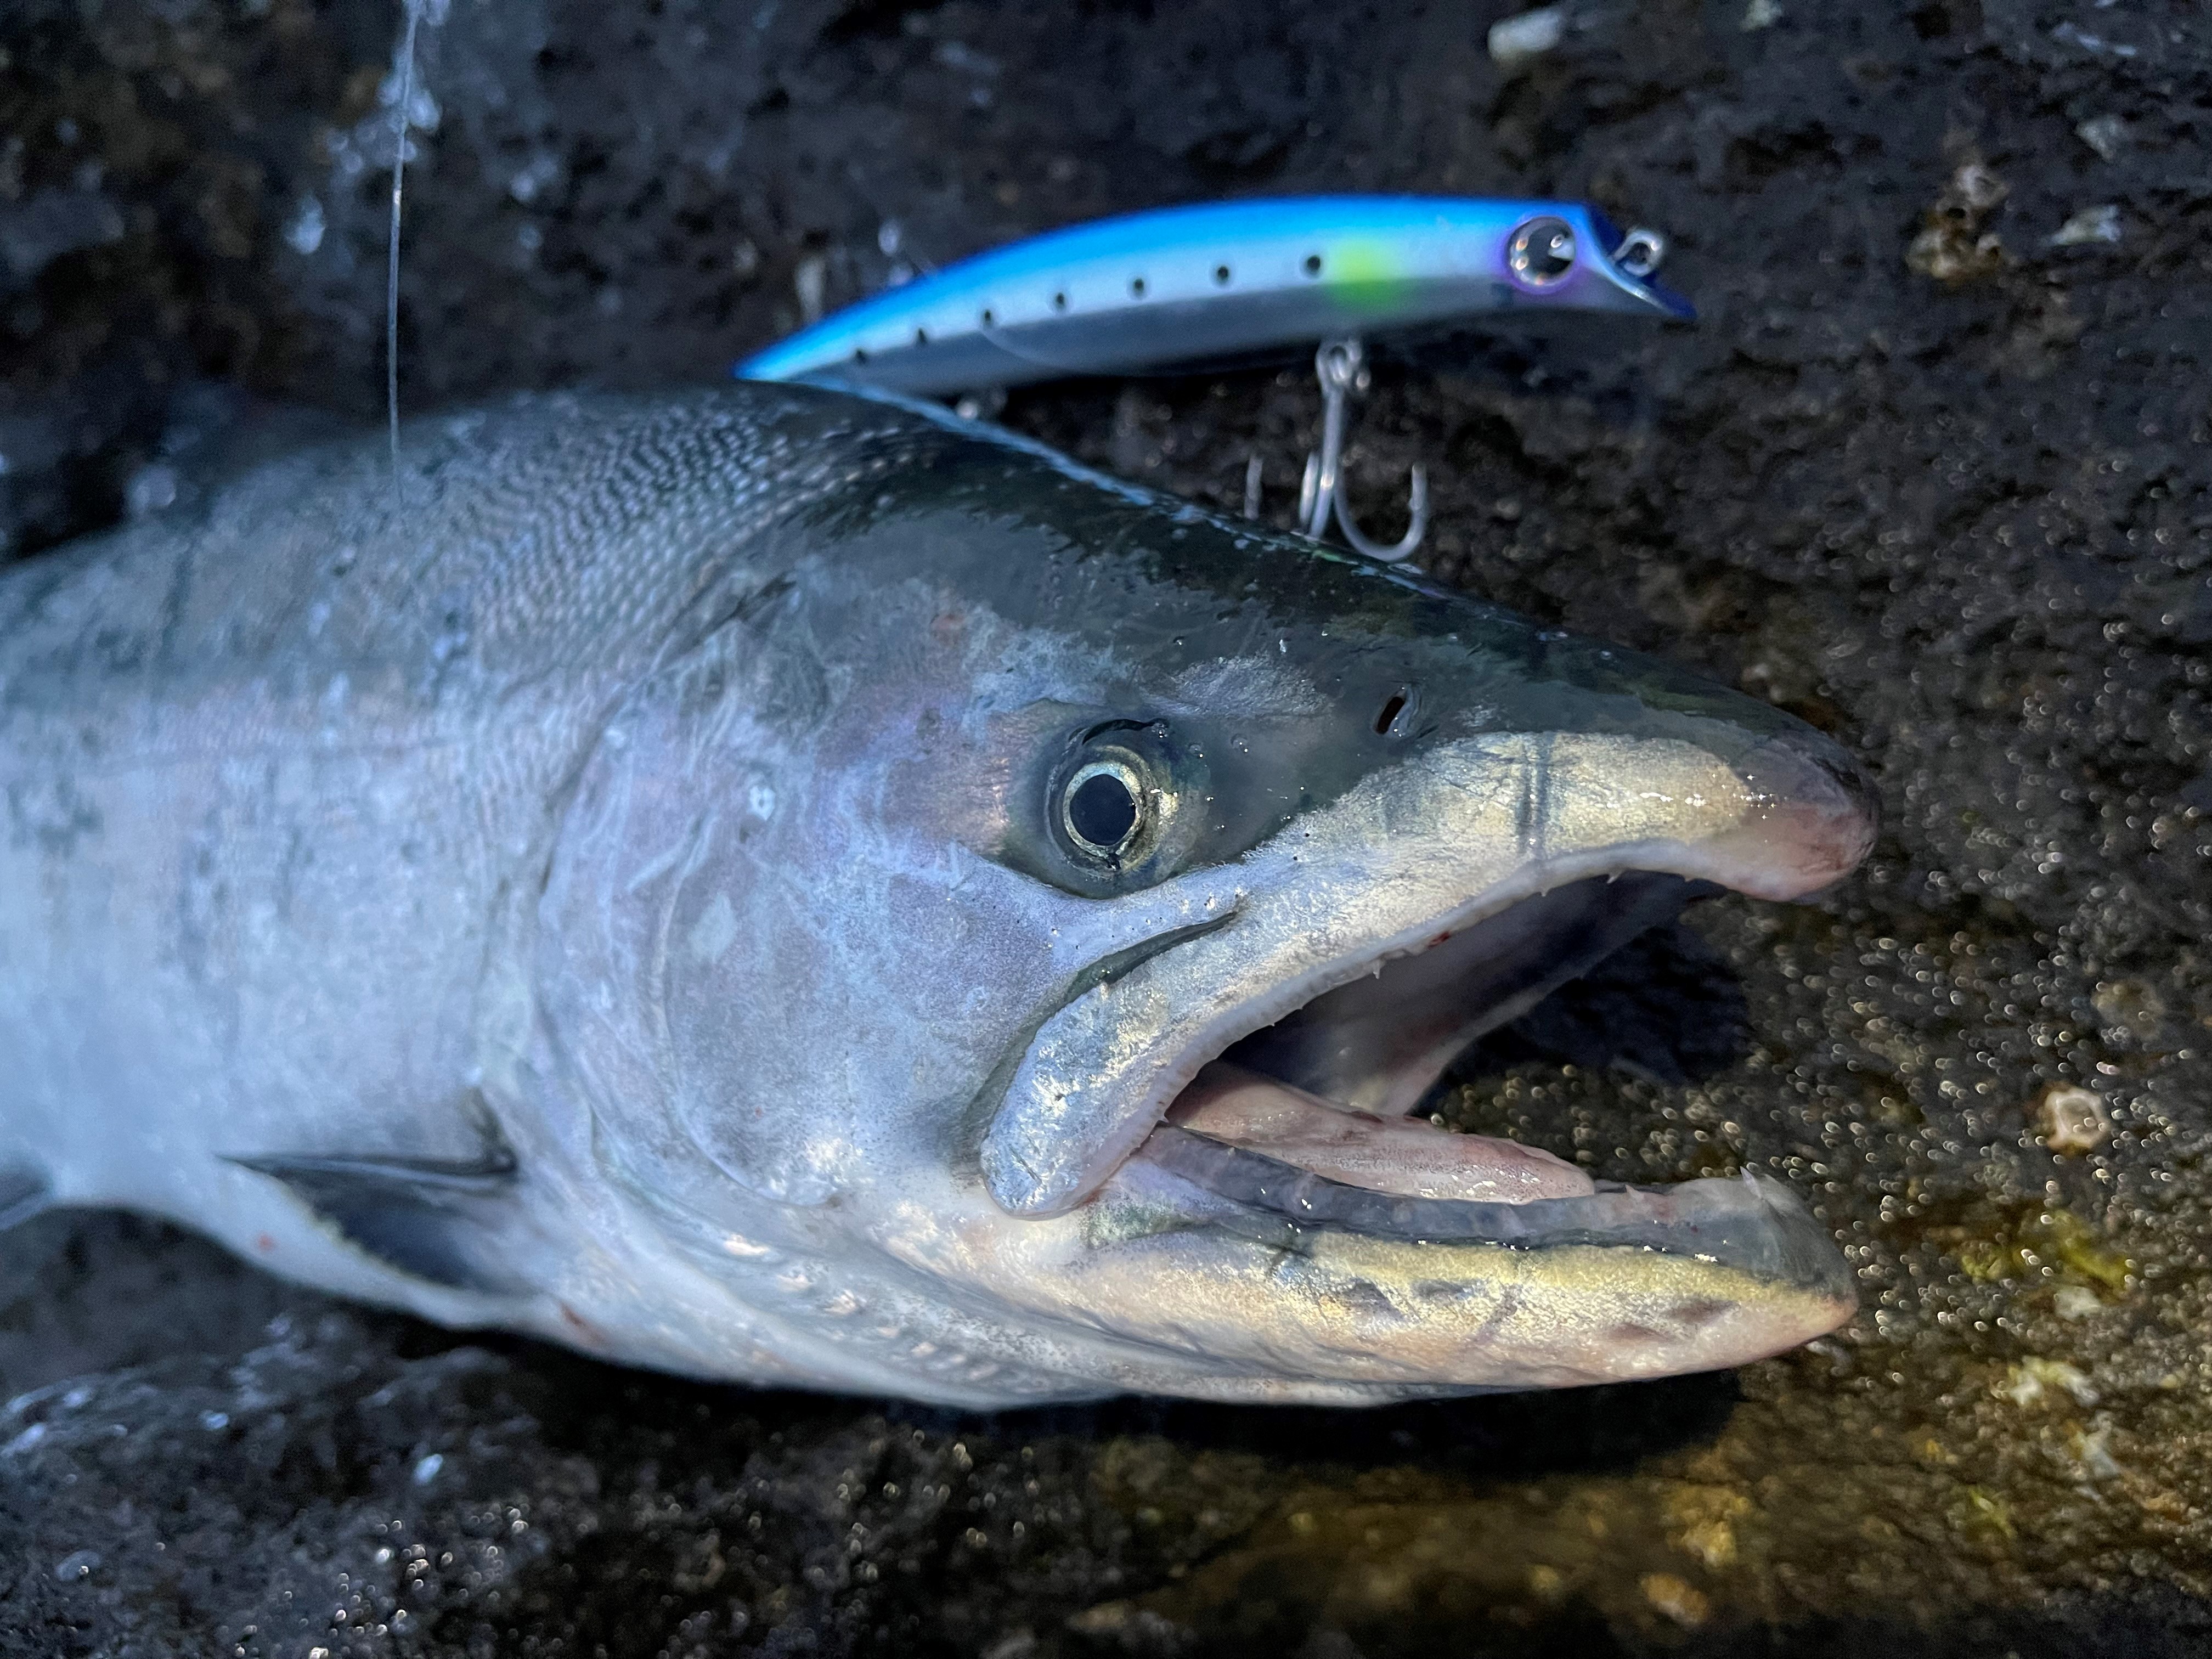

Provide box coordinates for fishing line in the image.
[972,309,1171,380]
[387,0,424,491]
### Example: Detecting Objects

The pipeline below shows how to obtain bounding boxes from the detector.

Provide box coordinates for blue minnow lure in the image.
[735,195,1693,397]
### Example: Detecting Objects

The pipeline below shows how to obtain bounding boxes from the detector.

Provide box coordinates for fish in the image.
[736,196,1690,398]
[0,382,1874,1407]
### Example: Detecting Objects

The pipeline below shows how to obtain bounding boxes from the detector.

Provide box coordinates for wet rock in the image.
[5,0,2212,1652]
[0,187,123,287]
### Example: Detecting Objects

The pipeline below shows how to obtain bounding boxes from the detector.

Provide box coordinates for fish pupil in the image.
[1069,771,1139,851]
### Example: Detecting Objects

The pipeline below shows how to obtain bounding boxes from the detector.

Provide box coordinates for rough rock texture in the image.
[4,0,2212,1654]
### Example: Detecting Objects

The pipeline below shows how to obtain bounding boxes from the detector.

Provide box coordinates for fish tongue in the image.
[1163,1062,1596,1203]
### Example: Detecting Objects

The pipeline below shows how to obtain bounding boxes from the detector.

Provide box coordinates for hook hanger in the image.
[1247,337,1427,563]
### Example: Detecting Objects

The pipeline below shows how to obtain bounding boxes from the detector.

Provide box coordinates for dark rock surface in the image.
[4,0,2212,1653]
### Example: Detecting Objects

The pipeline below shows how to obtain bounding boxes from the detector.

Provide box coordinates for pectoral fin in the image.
[227,1141,530,1295]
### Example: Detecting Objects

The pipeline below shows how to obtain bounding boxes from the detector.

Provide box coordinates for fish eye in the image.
[1507,216,1577,289]
[1031,718,1203,890]
[1062,759,1144,857]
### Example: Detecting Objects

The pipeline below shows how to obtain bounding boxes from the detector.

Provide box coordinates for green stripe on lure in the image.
[737,196,1691,396]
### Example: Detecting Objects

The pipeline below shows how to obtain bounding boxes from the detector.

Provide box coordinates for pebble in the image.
[1488,7,1565,69]
[1639,1572,1709,1628]
[2053,1285,2103,1321]
[794,254,827,325]
[1905,159,2010,284]
[2001,1357,2098,1409]
[2075,115,2127,160]
[2036,1084,2111,1154]
[2050,205,2122,247]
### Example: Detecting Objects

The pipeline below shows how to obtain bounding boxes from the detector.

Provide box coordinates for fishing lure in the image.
[737,196,1688,393]
[737,196,1692,564]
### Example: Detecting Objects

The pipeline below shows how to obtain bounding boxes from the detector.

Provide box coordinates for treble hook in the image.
[1292,338,1427,563]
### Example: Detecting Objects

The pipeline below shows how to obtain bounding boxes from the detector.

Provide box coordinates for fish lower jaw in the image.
[1047,861,1858,1328]
[1055,1161,1855,1392]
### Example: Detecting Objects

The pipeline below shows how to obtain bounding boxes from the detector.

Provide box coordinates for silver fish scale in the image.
[0,386,904,1215]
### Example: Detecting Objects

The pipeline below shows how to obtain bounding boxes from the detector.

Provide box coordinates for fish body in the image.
[737,196,1691,397]
[0,385,1869,1407]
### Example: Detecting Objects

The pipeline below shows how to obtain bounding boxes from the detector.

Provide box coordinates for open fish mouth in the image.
[1116,869,1844,1292]
[980,727,1875,1295]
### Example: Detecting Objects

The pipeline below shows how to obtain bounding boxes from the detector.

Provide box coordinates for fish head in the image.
[536,391,1872,1404]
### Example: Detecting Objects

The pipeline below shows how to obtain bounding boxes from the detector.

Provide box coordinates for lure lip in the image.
[735,194,1695,396]
[1543,204,1698,321]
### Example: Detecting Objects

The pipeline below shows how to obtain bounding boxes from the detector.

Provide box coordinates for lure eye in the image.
[1507,216,1577,289]
[1063,760,1144,857]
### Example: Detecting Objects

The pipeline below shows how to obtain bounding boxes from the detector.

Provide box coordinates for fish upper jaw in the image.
[1712,731,1881,900]
[979,726,1877,1221]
